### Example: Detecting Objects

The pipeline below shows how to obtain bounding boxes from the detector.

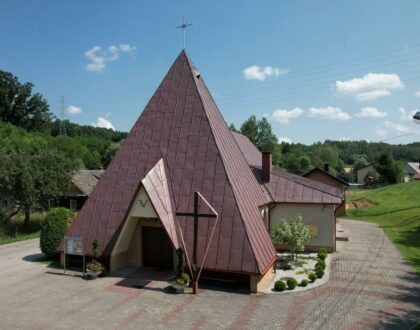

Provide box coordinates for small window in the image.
[48,199,56,209]
[69,199,77,211]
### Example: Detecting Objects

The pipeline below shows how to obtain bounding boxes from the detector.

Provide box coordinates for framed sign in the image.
[63,236,86,276]
[64,236,85,255]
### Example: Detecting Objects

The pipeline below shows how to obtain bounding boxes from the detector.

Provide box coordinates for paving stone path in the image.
[0,219,419,329]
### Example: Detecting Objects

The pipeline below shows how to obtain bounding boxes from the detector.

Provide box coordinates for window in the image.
[48,199,56,209]
[1,199,8,209]
[70,199,77,211]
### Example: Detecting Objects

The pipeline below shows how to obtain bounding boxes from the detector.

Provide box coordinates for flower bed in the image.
[263,249,331,293]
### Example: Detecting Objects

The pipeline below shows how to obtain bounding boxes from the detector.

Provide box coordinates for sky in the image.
[1,0,420,145]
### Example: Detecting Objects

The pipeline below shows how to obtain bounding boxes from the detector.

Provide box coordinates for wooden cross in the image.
[176,191,217,294]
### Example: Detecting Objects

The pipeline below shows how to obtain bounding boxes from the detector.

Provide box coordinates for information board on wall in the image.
[64,236,85,255]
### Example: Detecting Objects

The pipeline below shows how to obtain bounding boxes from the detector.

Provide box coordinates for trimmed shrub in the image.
[315,265,324,278]
[319,248,328,254]
[318,252,327,260]
[308,272,317,282]
[274,280,286,292]
[300,279,308,287]
[315,260,326,270]
[40,208,74,258]
[286,278,298,290]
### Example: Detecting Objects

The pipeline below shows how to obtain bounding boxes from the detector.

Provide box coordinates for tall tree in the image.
[0,71,53,132]
[375,153,404,184]
[240,115,258,144]
[240,116,281,166]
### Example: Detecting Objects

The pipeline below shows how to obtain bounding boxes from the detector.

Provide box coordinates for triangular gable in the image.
[63,50,276,274]
[142,159,179,249]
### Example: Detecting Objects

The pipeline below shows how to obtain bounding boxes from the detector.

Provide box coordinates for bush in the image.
[274,280,286,291]
[40,208,74,258]
[319,248,328,254]
[318,252,327,260]
[315,265,324,278]
[309,272,317,282]
[286,278,298,290]
[315,260,326,270]
[300,279,308,287]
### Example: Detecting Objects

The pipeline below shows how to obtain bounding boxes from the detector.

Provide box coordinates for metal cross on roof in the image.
[175,17,192,50]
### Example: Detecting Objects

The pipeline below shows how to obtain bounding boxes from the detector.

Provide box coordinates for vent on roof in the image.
[192,65,201,79]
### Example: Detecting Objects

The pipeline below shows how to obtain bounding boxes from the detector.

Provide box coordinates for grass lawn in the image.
[0,231,40,245]
[345,181,420,274]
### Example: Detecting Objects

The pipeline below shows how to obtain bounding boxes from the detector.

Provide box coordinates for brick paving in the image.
[0,219,419,329]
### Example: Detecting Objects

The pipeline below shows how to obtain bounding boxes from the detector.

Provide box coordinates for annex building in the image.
[61,51,343,292]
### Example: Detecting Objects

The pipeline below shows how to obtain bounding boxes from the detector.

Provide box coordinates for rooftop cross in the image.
[175,17,192,50]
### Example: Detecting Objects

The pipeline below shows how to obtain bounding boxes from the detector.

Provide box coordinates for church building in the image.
[61,51,343,292]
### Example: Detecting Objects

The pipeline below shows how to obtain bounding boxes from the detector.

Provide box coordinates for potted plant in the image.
[170,248,190,293]
[86,239,103,279]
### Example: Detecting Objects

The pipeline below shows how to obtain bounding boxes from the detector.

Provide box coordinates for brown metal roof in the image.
[63,50,275,275]
[232,132,343,204]
[142,159,179,249]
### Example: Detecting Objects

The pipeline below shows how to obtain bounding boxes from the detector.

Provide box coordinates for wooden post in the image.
[193,192,198,294]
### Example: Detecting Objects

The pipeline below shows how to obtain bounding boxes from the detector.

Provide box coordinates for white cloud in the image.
[308,106,351,121]
[335,73,403,101]
[272,107,304,124]
[399,107,417,121]
[413,90,420,98]
[243,65,288,81]
[383,121,412,134]
[91,117,115,130]
[278,136,292,144]
[355,107,386,118]
[67,105,82,115]
[85,44,137,72]
[376,128,388,138]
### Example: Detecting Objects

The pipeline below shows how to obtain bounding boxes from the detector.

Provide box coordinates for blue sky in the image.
[1,0,420,144]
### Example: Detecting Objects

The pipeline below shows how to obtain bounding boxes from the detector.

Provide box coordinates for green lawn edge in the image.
[0,231,40,245]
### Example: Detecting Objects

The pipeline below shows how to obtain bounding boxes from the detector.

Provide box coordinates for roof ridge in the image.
[185,53,274,273]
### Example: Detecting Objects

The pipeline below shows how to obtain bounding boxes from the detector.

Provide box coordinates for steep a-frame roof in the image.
[63,50,275,275]
[232,132,343,204]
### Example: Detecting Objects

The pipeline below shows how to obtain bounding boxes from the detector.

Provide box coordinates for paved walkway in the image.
[0,219,419,329]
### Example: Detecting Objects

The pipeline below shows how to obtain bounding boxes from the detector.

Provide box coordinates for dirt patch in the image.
[347,199,376,209]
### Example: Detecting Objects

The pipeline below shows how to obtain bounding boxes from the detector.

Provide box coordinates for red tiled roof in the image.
[63,51,275,275]
[303,167,349,186]
[232,132,343,204]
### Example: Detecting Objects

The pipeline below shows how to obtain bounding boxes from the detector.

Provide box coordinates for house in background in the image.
[60,51,343,292]
[303,165,348,216]
[356,162,380,185]
[404,162,420,182]
[49,170,104,211]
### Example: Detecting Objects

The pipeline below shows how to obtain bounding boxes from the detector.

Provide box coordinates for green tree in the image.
[0,143,77,228]
[375,153,404,184]
[272,214,312,260]
[240,115,258,144]
[228,123,238,132]
[240,116,281,166]
[0,71,53,132]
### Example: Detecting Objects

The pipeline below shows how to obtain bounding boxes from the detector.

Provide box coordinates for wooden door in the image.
[142,226,173,270]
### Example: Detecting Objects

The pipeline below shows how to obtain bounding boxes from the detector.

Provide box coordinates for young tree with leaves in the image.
[272,214,312,260]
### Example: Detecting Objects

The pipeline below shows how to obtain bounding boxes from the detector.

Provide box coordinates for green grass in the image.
[346,181,420,274]
[0,231,40,245]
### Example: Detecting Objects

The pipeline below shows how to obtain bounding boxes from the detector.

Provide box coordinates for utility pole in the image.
[59,96,67,136]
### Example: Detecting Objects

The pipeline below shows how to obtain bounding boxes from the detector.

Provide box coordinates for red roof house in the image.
[61,51,343,292]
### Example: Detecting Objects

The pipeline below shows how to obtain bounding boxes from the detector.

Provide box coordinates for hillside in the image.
[346,181,420,273]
